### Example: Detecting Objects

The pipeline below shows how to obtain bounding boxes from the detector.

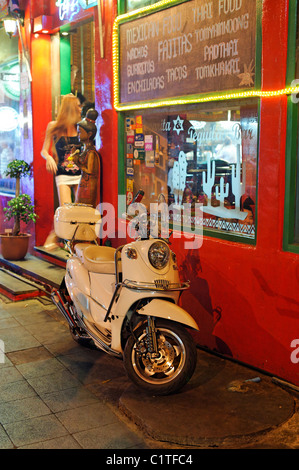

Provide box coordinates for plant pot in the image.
[0,233,31,261]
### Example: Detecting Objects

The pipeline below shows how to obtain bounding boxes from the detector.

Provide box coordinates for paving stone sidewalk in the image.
[1,295,299,451]
[0,296,148,450]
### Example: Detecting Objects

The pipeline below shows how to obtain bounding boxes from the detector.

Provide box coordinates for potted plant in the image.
[0,159,37,260]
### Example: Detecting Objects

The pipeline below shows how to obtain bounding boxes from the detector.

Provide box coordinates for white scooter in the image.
[51,192,199,395]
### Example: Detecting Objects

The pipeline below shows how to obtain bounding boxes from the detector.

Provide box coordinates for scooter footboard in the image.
[137,299,199,331]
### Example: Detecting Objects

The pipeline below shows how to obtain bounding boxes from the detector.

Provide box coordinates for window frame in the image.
[284,0,299,253]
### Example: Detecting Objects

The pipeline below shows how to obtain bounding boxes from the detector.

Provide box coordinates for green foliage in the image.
[5,160,31,179]
[4,195,38,226]
[4,159,37,236]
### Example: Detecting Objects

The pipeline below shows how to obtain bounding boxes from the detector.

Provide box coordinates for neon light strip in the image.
[112,0,299,112]
[113,87,299,112]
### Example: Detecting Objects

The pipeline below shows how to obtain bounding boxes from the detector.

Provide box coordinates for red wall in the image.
[175,0,299,386]
[31,33,54,246]
[91,0,299,387]
[92,0,299,386]
[93,0,119,214]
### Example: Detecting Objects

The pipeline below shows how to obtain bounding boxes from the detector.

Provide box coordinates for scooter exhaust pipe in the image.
[51,290,78,329]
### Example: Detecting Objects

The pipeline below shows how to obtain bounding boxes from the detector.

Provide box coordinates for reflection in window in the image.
[0,55,20,196]
[125,100,258,239]
[126,0,160,12]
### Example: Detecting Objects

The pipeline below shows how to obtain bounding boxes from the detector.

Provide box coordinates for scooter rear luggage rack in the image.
[122,280,190,291]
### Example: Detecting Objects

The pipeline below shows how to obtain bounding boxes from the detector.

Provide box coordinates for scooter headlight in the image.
[148,241,170,270]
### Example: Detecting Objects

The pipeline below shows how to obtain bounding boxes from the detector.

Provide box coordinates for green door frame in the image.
[60,35,71,95]
[284,0,299,253]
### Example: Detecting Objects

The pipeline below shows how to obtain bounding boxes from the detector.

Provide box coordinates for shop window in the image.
[125,99,258,240]
[125,0,160,12]
[0,29,20,196]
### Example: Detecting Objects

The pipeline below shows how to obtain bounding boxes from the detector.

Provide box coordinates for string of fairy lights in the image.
[112,0,299,112]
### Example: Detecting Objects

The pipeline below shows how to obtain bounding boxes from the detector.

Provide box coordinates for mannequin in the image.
[41,93,82,249]
[41,93,82,205]
[74,109,101,208]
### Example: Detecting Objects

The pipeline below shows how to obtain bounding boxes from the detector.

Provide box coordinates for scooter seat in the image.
[75,244,116,274]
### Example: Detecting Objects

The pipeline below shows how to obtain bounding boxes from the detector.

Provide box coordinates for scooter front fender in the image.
[137,299,199,331]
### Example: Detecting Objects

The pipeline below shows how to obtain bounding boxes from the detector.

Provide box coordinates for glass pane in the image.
[0,29,20,196]
[126,0,160,12]
[125,99,258,239]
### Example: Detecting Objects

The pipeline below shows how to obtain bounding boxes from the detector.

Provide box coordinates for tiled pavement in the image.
[0,296,149,450]
[1,293,299,451]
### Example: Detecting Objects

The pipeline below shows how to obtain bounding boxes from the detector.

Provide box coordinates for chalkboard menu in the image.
[119,0,257,104]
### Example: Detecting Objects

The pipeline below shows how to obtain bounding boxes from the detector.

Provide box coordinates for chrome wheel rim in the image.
[132,327,186,385]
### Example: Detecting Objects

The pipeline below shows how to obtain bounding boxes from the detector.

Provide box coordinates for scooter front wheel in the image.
[123,319,197,395]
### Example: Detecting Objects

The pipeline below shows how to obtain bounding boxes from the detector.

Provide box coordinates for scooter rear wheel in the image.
[123,319,197,395]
